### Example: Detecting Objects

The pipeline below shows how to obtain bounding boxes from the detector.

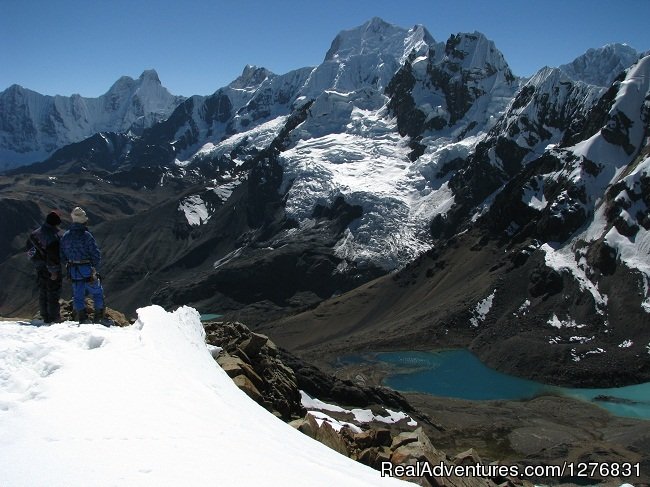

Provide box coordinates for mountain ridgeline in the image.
[1,18,649,387]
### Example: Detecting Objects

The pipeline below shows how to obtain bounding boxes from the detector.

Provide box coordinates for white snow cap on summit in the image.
[559,43,641,87]
[324,17,436,63]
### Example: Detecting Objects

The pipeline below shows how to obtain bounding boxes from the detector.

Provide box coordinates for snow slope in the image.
[0,307,408,486]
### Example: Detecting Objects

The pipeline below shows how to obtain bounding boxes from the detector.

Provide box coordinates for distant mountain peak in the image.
[229,65,274,90]
[324,17,412,62]
[442,31,512,74]
[139,69,161,84]
[365,16,392,32]
[110,70,163,92]
[559,43,641,87]
[0,70,184,170]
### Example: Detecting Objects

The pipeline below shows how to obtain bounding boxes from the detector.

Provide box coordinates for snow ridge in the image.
[0,307,406,486]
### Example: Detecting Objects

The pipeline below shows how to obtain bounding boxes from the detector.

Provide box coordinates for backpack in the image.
[26,230,46,263]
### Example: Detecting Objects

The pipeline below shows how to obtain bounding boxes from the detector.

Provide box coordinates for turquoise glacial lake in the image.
[200,313,224,321]
[341,350,650,420]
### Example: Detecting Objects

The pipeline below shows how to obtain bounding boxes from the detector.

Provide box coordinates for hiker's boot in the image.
[94,308,111,327]
[76,309,91,324]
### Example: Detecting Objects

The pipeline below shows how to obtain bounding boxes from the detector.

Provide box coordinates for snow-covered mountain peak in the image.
[527,65,575,88]
[0,70,184,170]
[139,68,161,84]
[324,17,415,63]
[228,65,275,90]
[570,54,650,166]
[560,43,641,87]
[107,74,139,94]
[402,24,438,63]
[443,31,512,74]
[4,83,25,95]
[107,70,167,96]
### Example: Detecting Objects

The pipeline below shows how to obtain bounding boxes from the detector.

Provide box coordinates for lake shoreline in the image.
[326,350,650,484]
[333,349,650,418]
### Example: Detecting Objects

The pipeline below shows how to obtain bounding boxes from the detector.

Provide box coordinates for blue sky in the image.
[2,0,648,97]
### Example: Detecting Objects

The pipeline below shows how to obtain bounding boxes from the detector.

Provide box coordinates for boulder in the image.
[391,429,421,450]
[216,354,264,389]
[59,299,130,326]
[289,413,320,439]
[357,446,393,469]
[353,428,393,449]
[232,375,263,403]
[240,332,270,357]
[302,413,350,456]
[453,448,482,466]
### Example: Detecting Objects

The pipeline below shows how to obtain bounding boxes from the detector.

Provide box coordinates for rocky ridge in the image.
[204,319,523,487]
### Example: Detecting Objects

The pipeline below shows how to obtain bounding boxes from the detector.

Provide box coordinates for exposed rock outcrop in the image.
[58,299,130,327]
[205,319,530,487]
[204,320,305,420]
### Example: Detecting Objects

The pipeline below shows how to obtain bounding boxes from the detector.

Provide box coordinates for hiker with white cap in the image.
[60,206,108,325]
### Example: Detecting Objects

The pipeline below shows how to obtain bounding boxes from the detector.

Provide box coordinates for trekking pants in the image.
[71,278,104,311]
[37,268,62,322]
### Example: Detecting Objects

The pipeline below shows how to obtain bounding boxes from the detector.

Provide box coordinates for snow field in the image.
[0,307,409,486]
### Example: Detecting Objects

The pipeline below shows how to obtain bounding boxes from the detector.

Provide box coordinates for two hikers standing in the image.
[28,207,107,325]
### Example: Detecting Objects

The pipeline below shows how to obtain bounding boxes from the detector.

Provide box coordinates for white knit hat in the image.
[71,206,88,224]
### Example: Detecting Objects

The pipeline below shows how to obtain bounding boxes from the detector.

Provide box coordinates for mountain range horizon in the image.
[3,16,646,99]
[1,14,650,484]
[1,17,645,173]
[1,15,649,388]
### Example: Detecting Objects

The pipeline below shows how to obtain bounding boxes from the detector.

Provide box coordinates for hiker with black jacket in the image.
[26,211,63,323]
[60,206,108,325]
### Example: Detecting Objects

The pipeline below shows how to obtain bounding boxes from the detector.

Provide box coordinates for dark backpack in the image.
[26,230,46,263]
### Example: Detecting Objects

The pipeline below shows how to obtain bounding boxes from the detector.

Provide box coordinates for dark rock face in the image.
[385,62,427,158]
[279,351,415,413]
[561,75,624,146]
[528,265,564,298]
[204,319,417,420]
[385,32,517,162]
[585,240,618,276]
[205,321,304,420]
[604,157,650,238]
